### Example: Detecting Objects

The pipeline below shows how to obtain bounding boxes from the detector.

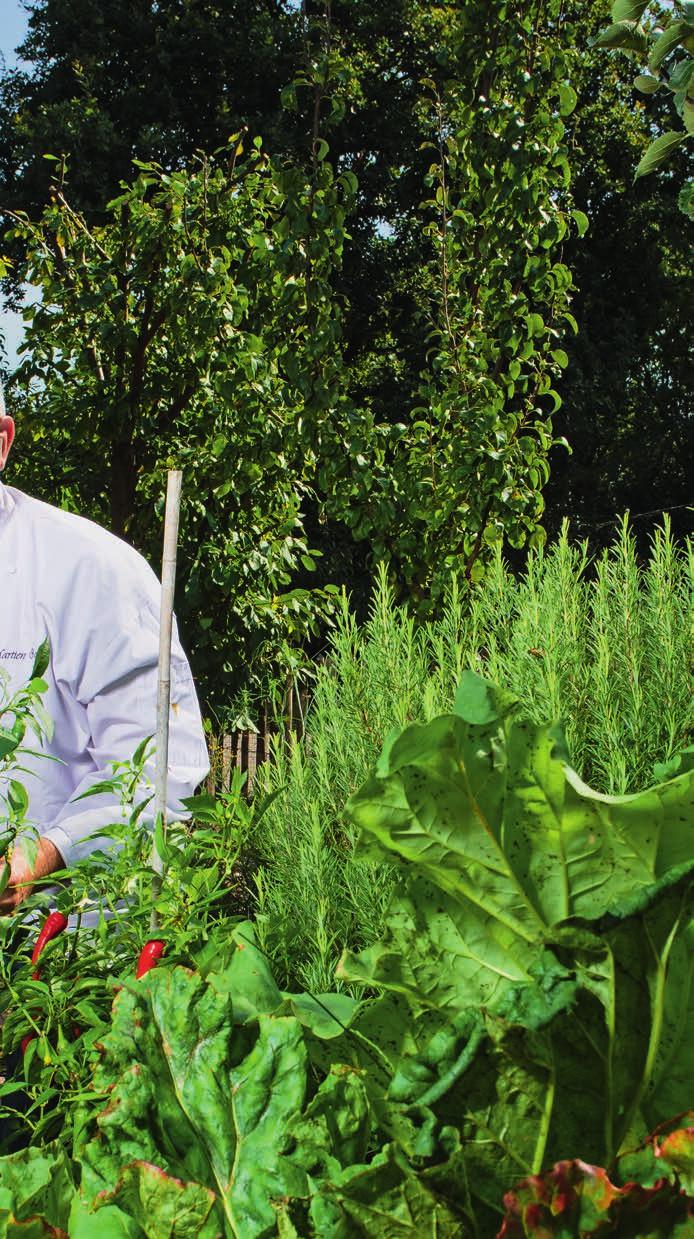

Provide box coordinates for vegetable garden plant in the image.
[0,666,692,1236]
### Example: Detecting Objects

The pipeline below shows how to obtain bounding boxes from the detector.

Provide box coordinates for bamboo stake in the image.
[150,469,183,931]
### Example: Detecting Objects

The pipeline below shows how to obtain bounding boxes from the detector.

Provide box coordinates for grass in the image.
[253,517,693,992]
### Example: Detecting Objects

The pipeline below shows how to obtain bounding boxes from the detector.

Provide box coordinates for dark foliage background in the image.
[1,0,691,708]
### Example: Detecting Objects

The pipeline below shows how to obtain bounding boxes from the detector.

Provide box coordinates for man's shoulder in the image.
[8,487,156,588]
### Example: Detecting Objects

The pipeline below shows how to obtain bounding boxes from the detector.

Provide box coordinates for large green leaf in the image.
[648,20,694,72]
[100,1164,218,1239]
[384,906,694,1231]
[309,1143,470,1237]
[339,672,694,1014]
[0,1145,74,1237]
[633,73,662,94]
[337,674,694,1209]
[635,131,687,179]
[339,874,578,1026]
[206,920,358,1038]
[68,1196,142,1239]
[80,967,312,1237]
[611,0,649,21]
[353,997,484,1110]
[286,1066,371,1180]
[76,956,475,1234]
[536,886,694,1162]
[593,19,649,51]
[0,1145,141,1238]
[203,921,284,1022]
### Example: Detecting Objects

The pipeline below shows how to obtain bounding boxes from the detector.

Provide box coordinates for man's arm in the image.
[39,608,209,870]
[0,838,64,915]
[0,622,207,913]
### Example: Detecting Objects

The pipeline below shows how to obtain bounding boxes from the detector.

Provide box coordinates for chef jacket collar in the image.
[0,480,16,524]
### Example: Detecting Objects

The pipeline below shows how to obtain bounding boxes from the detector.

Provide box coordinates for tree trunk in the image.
[109,438,138,538]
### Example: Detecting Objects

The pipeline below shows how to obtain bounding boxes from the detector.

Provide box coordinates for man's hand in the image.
[0,839,65,916]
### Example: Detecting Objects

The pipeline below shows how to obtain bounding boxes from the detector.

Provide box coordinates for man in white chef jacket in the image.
[0,386,209,914]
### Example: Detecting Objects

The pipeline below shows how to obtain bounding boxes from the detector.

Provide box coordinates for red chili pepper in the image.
[21,1033,37,1055]
[136,939,165,979]
[31,911,68,980]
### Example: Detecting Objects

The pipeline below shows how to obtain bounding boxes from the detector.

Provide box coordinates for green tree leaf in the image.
[678,178,694,216]
[635,130,687,179]
[593,20,649,51]
[558,83,577,116]
[611,0,650,20]
[633,73,662,93]
[648,20,694,73]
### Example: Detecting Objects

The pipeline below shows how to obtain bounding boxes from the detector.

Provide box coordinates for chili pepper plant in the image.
[0,704,266,1150]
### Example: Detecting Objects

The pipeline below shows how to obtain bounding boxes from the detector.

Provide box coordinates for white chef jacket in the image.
[0,481,209,868]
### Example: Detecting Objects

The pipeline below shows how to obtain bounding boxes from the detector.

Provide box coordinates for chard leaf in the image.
[81,967,311,1237]
[68,1195,142,1238]
[101,1162,219,1239]
[0,1145,75,1235]
[342,673,694,961]
[353,997,484,1109]
[309,1142,469,1237]
[339,875,578,1026]
[205,921,359,1038]
[286,1066,371,1180]
[617,1112,694,1191]
[204,920,285,1022]
[656,1120,694,1195]
[500,1116,694,1237]
[338,675,694,1208]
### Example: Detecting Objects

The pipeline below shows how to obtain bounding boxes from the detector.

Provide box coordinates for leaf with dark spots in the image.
[91,1161,217,1238]
[0,1145,75,1236]
[309,1142,469,1237]
[337,673,694,1214]
[80,966,314,1236]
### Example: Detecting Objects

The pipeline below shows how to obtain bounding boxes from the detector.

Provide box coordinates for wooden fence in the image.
[204,685,310,796]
